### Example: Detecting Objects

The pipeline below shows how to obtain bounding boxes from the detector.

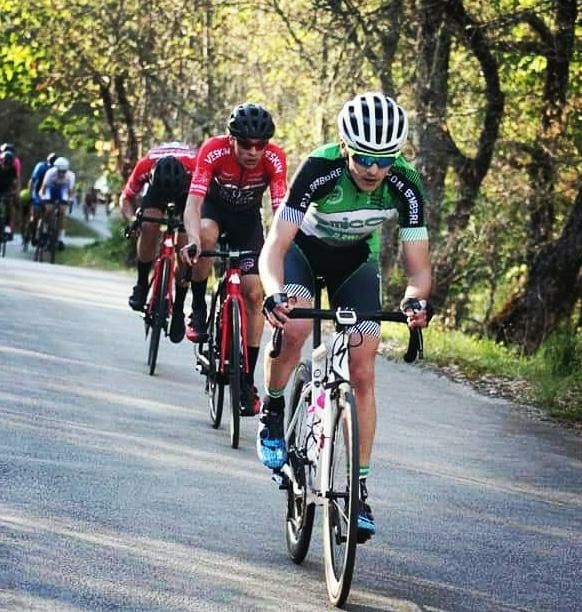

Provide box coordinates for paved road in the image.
[0,257,580,611]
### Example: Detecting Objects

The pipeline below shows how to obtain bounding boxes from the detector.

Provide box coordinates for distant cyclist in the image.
[120,142,198,343]
[28,153,57,245]
[180,103,288,415]
[257,92,432,541]
[0,144,21,240]
[39,156,76,250]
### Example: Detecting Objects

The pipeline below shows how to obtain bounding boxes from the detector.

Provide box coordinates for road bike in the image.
[125,204,182,376]
[33,199,64,264]
[191,236,255,449]
[270,280,423,607]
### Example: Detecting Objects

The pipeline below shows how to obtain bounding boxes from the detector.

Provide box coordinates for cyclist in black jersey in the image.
[257,92,432,541]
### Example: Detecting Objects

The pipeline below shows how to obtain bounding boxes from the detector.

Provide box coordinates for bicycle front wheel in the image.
[322,384,360,607]
[147,259,170,376]
[285,361,316,564]
[228,299,242,449]
[207,287,225,428]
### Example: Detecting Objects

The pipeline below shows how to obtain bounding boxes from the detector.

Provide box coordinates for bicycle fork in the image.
[218,268,249,375]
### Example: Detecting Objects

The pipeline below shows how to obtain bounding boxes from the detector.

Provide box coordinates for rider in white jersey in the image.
[39,156,76,249]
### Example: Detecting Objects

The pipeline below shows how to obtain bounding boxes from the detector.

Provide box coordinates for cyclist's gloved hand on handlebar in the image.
[262,292,290,328]
[180,240,199,266]
[400,297,433,329]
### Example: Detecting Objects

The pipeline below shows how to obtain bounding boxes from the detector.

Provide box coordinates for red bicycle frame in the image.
[218,264,249,376]
[146,231,176,320]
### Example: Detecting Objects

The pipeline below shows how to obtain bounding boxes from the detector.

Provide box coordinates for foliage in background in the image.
[384,320,582,423]
[0,0,579,357]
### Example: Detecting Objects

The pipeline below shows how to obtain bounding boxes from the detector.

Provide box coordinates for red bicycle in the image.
[125,204,182,375]
[190,236,255,449]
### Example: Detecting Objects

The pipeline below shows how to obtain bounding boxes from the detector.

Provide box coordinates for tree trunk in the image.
[431,0,504,312]
[488,186,582,354]
[414,0,451,235]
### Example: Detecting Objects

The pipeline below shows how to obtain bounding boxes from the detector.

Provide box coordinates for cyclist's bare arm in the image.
[259,213,299,328]
[181,193,204,264]
[401,240,432,328]
[119,193,135,221]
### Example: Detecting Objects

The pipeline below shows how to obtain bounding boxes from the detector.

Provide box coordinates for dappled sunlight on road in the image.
[0,505,322,611]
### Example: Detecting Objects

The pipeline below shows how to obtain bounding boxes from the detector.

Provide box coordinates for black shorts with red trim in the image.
[201,198,264,275]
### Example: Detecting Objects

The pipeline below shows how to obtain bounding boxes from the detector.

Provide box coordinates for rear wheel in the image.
[285,361,316,564]
[147,259,170,376]
[228,299,242,449]
[207,287,225,428]
[322,384,359,607]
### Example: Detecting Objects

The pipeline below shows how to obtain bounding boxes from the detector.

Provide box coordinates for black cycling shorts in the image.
[283,232,382,336]
[201,198,264,275]
[141,182,189,218]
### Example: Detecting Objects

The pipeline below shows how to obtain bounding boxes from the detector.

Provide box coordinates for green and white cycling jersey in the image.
[279,143,428,254]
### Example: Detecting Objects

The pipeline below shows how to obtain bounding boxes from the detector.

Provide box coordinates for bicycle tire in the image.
[207,287,225,428]
[33,219,44,262]
[147,258,170,376]
[48,211,59,264]
[285,360,316,564]
[228,299,242,449]
[322,383,360,607]
[0,208,5,257]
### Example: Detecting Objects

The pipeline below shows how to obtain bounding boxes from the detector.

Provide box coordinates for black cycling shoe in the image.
[256,398,287,469]
[240,382,261,416]
[57,240,65,251]
[128,284,147,311]
[186,310,208,343]
[357,480,376,543]
[169,312,185,343]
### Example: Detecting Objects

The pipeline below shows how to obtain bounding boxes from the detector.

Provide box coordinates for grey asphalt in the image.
[0,256,580,611]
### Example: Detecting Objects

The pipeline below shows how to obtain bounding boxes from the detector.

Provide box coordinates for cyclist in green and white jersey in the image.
[257,92,432,541]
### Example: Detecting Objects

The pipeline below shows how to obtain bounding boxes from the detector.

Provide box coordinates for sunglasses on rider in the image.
[347,147,399,169]
[236,138,268,151]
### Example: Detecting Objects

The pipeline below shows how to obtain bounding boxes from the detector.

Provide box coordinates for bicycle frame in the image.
[281,319,353,504]
[217,263,249,376]
[146,228,177,322]
[130,205,183,323]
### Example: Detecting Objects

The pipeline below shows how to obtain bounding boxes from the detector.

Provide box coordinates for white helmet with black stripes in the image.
[337,92,408,155]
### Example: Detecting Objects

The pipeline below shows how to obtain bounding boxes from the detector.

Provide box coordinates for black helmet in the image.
[0,150,14,167]
[151,156,187,192]
[47,152,58,165]
[1,143,15,153]
[227,103,275,140]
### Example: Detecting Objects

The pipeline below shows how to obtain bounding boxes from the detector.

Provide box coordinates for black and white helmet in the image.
[337,92,408,155]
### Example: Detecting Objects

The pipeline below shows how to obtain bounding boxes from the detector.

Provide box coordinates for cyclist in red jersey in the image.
[120,142,198,343]
[181,103,288,415]
[0,144,22,239]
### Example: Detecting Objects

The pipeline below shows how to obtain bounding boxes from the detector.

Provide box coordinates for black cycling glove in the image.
[263,292,289,323]
[400,297,434,322]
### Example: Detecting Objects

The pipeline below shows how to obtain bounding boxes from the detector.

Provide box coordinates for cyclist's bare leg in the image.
[58,203,68,235]
[241,274,264,347]
[175,231,190,280]
[347,334,379,468]
[137,207,162,262]
[191,218,218,281]
[264,296,312,392]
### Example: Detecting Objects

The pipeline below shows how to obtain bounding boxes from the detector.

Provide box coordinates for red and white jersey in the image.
[189,135,287,212]
[122,142,198,200]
